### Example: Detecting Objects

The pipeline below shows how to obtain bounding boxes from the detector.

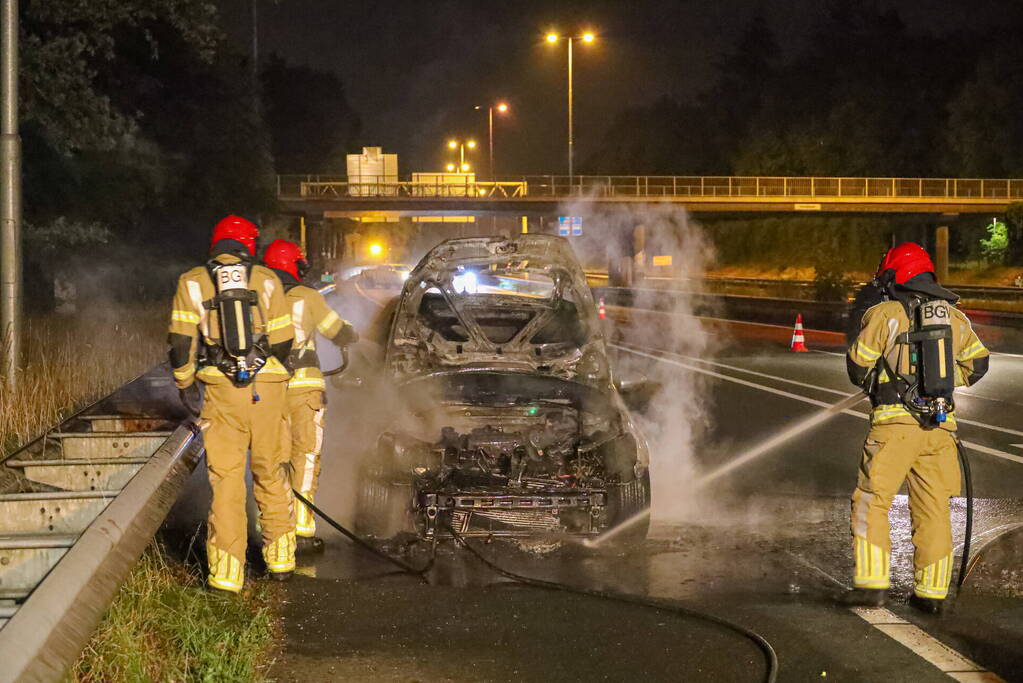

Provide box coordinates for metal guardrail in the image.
[0,370,201,681]
[278,174,1023,201]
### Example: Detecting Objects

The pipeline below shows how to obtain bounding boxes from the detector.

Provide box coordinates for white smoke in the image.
[557,199,716,527]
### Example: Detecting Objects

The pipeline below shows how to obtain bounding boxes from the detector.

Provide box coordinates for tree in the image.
[261,55,362,174]
[21,0,219,154]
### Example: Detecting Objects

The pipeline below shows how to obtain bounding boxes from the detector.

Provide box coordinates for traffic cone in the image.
[790,314,809,352]
[598,297,606,320]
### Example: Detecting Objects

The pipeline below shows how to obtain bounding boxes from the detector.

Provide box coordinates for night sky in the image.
[218,0,1009,176]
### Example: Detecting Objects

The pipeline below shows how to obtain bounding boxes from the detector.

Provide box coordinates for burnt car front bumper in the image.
[417,488,609,538]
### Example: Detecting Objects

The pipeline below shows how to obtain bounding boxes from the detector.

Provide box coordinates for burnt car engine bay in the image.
[362,236,650,538]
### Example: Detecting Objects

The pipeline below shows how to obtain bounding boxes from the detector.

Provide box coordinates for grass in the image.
[69,547,280,683]
[0,308,166,456]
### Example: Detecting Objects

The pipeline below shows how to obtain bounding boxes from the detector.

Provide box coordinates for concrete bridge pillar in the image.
[935,224,949,283]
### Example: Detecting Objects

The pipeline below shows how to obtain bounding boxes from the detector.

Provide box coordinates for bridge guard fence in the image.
[278,174,1023,201]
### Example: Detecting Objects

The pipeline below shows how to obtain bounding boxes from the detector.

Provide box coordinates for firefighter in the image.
[168,216,297,592]
[263,239,358,553]
[843,242,989,613]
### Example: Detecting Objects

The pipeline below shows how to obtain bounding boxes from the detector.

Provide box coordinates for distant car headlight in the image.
[452,270,478,294]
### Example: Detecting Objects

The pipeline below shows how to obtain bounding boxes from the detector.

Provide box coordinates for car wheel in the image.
[354,436,411,539]
[605,470,651,542]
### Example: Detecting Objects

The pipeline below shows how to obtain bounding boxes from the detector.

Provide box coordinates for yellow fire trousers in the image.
[851,423,961,599]
[201,381,296,592]
[286,389,326,537]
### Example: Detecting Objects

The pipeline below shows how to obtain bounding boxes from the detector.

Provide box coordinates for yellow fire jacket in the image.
[284,284,349,392]
[168,254,294,388]
[848,300,988,430]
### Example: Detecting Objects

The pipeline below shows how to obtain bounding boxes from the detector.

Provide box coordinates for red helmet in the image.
[210,215,259,256]
[263,239,308,280]
[877,242,934,284]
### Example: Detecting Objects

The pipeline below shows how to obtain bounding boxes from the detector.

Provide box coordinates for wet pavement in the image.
[268,285,1023,682]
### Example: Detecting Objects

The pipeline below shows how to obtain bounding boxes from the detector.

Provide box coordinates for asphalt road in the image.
[269,284,1023,682]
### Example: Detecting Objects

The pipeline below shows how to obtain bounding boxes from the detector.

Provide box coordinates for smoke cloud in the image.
[558,199,716,529]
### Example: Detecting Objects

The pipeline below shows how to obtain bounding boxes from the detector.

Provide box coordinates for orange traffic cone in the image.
[598,297,606,320]
[790,314,809,352]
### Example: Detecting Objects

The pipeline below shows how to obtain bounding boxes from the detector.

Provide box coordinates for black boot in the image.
[296,536,325,556]
[268,570,293,582]
[839,588,887,607]
[909,594,943,614]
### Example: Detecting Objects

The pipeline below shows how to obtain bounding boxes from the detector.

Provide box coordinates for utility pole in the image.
[251,0,259,80]
[1,0,21,392]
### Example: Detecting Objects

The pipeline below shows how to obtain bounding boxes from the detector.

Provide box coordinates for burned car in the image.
[356,235,651,539]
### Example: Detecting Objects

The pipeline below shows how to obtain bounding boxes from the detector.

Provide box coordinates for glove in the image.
[179,383,203,418]
[336,322,359,347]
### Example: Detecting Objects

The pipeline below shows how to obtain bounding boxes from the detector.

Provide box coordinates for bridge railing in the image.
[277,175,528,199]
[516,175,1023,199]
[277,174,1023,200]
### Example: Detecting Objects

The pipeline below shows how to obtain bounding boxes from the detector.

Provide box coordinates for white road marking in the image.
[614,344,1023,466]
[628,345,1023,441]
[1012,444,1023,450]
[850,608,1005,681]
[783,552,1003,681]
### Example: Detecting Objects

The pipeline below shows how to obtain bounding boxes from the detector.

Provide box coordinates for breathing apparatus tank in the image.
[901,297,955,425]
[206,261,267,386]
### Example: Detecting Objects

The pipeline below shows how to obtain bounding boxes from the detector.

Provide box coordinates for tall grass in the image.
[0,308,165,455]
[70,547,279,682]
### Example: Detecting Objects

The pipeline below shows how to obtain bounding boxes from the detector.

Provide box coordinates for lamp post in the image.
[446,139,477,171]
[545,30,595,185]
[475,102,509,180]
[1,0,21,392]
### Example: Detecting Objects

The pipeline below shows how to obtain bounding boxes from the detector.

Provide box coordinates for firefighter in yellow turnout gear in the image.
[844,243,989,613]
[264,239,358,554]
[168,216,297,592]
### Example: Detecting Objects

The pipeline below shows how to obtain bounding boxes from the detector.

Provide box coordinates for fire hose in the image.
[291,489,779,683]
[955,436,974,589]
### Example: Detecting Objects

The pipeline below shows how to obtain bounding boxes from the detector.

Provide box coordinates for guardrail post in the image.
[811,177,815,197]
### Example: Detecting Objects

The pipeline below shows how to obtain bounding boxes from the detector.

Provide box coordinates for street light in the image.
[544,29,596,182]
[445,139,477,171]
[474,101,510,179]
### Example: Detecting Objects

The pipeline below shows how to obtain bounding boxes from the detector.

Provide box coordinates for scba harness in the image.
[202,260,270,386]
[874,296,956,428]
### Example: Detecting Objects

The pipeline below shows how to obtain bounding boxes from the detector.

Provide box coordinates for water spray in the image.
[584,390,867,548]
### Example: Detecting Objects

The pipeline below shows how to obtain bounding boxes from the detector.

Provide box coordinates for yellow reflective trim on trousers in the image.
[267,314,292,332]
[853,536,890,589]
[207,545,244,592]
[914,553,952,599]
[263,531,297,573]
[295,491,316,536]
[317,311,341,335]
[172,309,201,325]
